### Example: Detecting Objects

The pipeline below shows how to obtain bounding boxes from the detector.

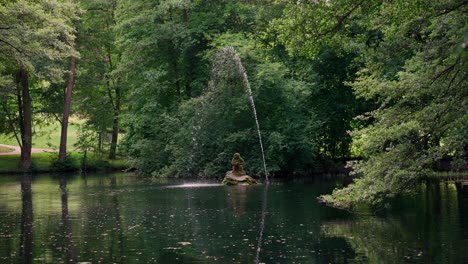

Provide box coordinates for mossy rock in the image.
[222,171,258,185]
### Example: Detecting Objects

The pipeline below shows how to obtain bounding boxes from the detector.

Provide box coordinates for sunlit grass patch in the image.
[0,115,83,149]
[0,153,56,173]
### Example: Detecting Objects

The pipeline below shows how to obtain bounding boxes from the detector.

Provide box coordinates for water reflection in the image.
[59,178,76,263]
[456,182,468,262]
[321,182,468,263]
[0,174,467,263]
[109,174,124,264]
[19,175,33,264]
[226,185,249,215]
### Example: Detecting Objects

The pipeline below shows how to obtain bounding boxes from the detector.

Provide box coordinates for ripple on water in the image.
[164,183,224,188]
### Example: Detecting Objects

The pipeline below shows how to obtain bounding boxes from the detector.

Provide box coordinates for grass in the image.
[0,116,83,149]
[0,115,128,174]
[0,152,127,174]
[0,153,52,173]
[0,146,14,153]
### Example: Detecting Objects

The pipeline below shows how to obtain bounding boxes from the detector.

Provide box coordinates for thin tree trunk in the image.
[105,43,119,160]
[59,56,77,161]
[17,68,32,171]
[98,132,102,159]
[109,84,120,159]
[175,77,181,101]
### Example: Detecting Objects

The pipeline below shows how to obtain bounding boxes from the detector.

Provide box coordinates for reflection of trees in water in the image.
[322,182,468,263]
[109,175,124,263]
[60,178,77,263]
[456,182,468,261]
[19,175,33,264]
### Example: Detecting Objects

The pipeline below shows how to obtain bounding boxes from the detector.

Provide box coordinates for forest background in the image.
[0,0,466,209]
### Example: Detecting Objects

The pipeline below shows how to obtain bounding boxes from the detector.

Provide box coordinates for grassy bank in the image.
[0,152,127,174]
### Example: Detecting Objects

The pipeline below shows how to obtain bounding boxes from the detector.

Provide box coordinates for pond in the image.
[0,173,467,263]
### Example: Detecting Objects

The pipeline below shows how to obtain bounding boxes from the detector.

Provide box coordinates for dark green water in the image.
[0,173,467,263]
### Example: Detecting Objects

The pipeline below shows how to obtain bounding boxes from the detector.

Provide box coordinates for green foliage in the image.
[71,0,121,157]
[272,0,379,58]
[0,0,78,69]
[316,0,468,208]
[119,1,366,177]
[0,0,79,163]
[80,157,111,171]
[304,48,371,159]
[51,153,79,172]
[123,31,323,177]
[2,0,464,214]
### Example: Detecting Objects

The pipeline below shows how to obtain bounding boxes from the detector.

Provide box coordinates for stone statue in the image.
[222,153,257,185]
[231,153,245,176]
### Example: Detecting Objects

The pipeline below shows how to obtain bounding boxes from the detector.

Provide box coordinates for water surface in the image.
[0,173,467,263]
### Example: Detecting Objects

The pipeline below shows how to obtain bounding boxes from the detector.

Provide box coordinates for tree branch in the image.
[1,102,22,148]
[322,0,366,36]
[431,57,461,84]
[52,112,63,125]
[0,38,27,56]
[436,0,468,17]
[86,8,111,12]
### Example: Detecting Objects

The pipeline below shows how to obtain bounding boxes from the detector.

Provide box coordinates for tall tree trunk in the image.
[109,84,121,159]
[17,68,32,171]
[59,56,77,161]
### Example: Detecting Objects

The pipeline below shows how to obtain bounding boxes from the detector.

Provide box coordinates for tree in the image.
[0,0,78,170]
[59,8,79,161]
[116,0,262,174]
[275,0,468,208]
[73,0,122,159]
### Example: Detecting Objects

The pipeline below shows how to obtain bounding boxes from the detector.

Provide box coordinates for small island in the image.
[222,153,258,185]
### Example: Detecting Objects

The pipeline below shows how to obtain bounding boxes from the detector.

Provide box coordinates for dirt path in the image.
[0,144,57,155]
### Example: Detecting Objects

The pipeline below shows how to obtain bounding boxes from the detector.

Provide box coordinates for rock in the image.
[222,170,258,185]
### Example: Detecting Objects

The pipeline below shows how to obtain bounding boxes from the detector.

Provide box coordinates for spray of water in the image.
[220,47,269,181]
[212,47,270,263]
[220,48,270,263]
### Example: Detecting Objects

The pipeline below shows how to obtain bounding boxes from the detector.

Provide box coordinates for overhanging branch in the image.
[0,38,26,56]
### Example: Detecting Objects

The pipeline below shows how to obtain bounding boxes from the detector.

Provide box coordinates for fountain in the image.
[215,48,270,263]
[218,47,269,182]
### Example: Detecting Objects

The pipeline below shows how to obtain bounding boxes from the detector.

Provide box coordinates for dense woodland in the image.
[0,0,467,209]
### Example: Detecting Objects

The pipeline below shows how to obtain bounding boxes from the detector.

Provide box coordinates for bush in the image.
[51,155,79,172]
[81,157,110,171]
